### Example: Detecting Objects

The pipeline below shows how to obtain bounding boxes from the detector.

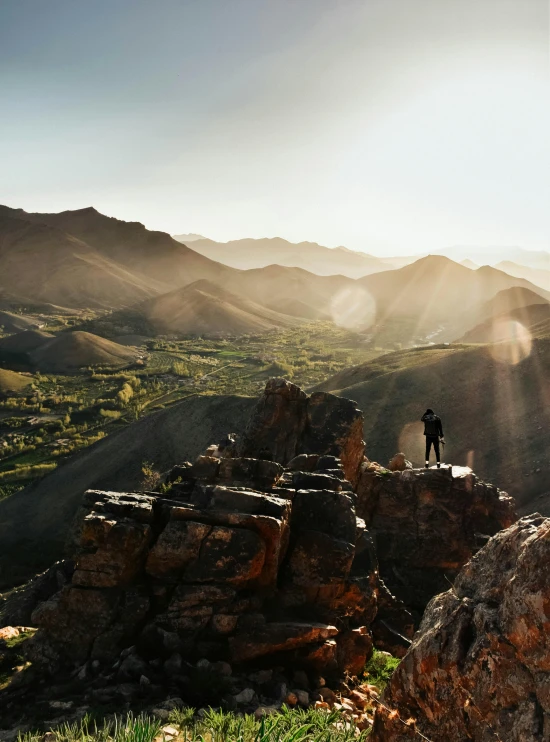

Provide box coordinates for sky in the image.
[0,0,549,256]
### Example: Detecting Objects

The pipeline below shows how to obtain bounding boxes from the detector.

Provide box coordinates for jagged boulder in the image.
[371,515,550,741]
[356,464,516,616]
[238,378,365,486]
[26,437,404,677]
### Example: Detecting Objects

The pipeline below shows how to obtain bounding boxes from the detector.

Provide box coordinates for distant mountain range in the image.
[495,261,550,292]
[1,204,548,343]
[173,235,390,278]
[173,233,550,276]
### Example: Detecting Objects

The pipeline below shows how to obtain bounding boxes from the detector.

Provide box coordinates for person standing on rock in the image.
[421,408,444,468]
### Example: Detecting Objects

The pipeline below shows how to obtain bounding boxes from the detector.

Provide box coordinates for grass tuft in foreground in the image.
[17,706,372,742]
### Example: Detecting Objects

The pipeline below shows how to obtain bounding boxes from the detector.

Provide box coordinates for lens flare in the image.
[488,321,532,365]
[330,286,376,330]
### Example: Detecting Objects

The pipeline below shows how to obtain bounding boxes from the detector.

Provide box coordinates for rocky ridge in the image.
[371,514,550,741]
[0,379,518,736]
[356,462,516,619]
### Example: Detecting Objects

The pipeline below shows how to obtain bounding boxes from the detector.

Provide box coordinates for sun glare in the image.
[488,321,532,365]
[330,286,376,330]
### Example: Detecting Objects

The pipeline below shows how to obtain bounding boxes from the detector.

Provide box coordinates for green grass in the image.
[363,650,401,693]
[0,320,388,488]
[18,707,371,742]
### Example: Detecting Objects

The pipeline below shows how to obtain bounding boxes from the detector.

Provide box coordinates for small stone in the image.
[254,706,279,719]
[285,692,298,707]
[248,669,272,685]
[234,687,255,704]
[139,675,151,687]
[120,645,136,659]
[161,726,179,738]
[292,670,310,689]
[164,653,182,676]
[294,689,309,707]
[318,687,336,703]
[91,660,101,671]
[196,658,211,669]
[151,708,171,721]
[212,661,232,677]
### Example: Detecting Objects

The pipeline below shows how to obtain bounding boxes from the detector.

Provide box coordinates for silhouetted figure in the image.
[421,408,444,468]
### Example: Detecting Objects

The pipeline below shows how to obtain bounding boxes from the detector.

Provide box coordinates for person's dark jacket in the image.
[421,411,444,438]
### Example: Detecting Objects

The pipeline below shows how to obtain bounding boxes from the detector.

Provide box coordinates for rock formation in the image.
[0,379,522,736]
[371,514,550,741]
[238,378,366,487]
[356,463,516,617]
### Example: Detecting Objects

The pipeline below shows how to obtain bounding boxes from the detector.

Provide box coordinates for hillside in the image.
[27,331,138,372]
[0,205,359,322]
[0,329,53,355]
[495,260,550,292]
[137,279,299,336]
[0,310,42,333]
[357,256,550,343]
[0,368,32,393]
[0,212,166,308]
[0,393,255,586]
[445,286,549,342]
[225,265,357,322]
[314,340,550,508]
[174,235,389,278]
[0,205,232,292]
[457,303,550,343]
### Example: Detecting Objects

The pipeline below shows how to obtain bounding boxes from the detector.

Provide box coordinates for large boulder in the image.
[25,421,393,675]
[356,464,517,617]
[238,378,365,486]
[371,515,550,741]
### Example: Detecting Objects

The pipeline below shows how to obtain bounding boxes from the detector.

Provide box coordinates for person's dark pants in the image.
[425,435,440,463]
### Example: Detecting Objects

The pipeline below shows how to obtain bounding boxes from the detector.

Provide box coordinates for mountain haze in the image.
[136,279,299,336]
[175,235,390,278]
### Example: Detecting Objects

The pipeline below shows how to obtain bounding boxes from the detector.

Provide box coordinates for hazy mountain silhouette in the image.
[173,233,206,242]
[436,245,550,269]
[357,255,550,342]
[495,261,550,292]
[175,235,389,278]
[0,206,357,323]
[136,279,299,336]
[457,303,550,344]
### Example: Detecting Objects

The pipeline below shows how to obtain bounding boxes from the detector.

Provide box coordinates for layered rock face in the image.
[238,378,365,487]
[356,464,516,616]
[371,515,550,741]
[27,381,411,677]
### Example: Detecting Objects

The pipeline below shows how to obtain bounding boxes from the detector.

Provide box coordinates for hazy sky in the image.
[1,0,548,256]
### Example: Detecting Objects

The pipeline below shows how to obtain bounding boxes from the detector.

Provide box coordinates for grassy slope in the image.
[317,340,550,508]
[138,279,299,336]
[0,393,254,587]
[29,331,137,371]
[0,369,32,393]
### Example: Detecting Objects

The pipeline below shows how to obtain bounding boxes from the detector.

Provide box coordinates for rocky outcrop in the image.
[238,379,365,486]
[371,515,550,741]
[26,446,412,679]
[356,464,516,617]
[0,379,523,736]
